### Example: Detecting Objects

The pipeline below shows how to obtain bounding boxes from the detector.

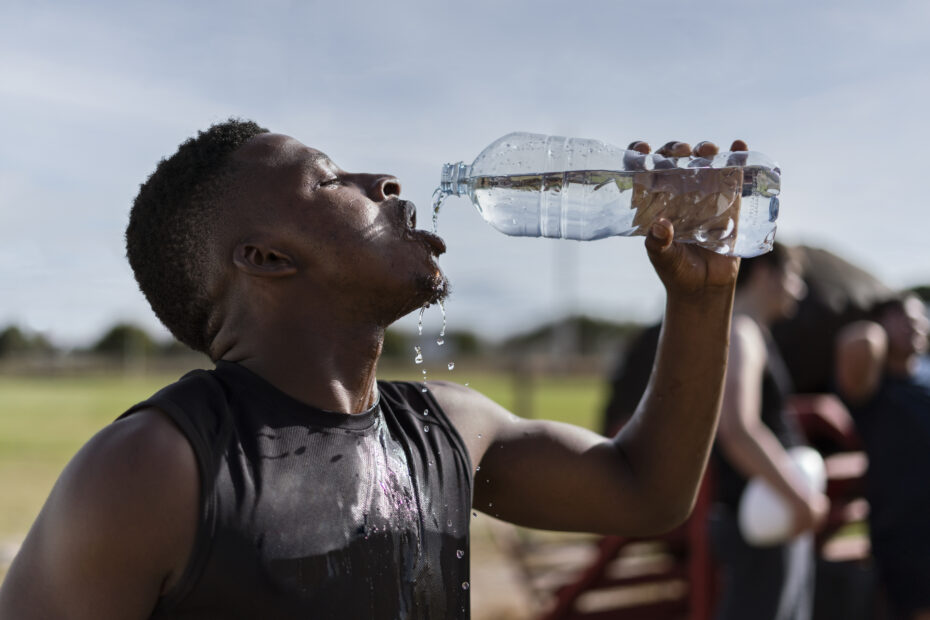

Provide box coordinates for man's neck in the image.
[217,315,384,414]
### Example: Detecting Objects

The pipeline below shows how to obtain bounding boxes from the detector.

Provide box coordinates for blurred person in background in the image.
[835,294,930,620]
[0,121,742,619]
[710,243,830,620]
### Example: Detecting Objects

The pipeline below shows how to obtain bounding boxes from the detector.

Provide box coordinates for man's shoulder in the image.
[1,408,200,612]
[77,408,199,503]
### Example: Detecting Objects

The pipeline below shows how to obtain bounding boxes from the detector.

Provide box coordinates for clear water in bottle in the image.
[436,132,781,257]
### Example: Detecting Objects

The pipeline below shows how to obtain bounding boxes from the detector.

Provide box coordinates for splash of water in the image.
[414,346,423,364]
[417,306,426,336]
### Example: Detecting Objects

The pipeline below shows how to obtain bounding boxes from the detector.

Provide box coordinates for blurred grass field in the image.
[0,363,606,542]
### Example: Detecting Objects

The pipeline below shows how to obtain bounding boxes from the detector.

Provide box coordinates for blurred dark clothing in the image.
[603,323,661,435]
[709,506,815,620]
[846,372,930,617]
[710,332,811,620]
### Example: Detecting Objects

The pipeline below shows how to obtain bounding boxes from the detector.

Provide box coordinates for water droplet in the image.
[472,511,477,518]
[414,346,423,364]
[475,465,481,472]
[456,550,464,559]
[462,582,470,590]
[477,433,482,438]
[417,306,426,336]
[436,337,444,346]
[464,382,469,387]
[488,502,493,507]
[447,519,453,527]
[424,425,430,433]
[447,362,455,371]
[423,408,429,416]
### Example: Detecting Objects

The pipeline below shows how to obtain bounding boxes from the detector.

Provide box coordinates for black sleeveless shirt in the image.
[119,361,473,619]
[713,331,802,509]
[848,373,930,538]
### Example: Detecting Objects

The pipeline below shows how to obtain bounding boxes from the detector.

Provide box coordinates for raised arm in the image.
[0,409,198,620]
[435,216,738,536]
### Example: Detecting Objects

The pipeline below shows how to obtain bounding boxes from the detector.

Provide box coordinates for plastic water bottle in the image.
[437,132,781,257]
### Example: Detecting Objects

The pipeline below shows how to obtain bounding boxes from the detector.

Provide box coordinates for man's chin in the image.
[386,273,451,325]
[421,271,451,307]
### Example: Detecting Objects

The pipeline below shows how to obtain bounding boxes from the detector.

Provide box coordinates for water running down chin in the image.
[421,273,451,307]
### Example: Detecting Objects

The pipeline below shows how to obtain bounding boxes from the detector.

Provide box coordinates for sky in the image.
[2,0,930,347]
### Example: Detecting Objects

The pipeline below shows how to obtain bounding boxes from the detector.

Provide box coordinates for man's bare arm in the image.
[0,409,198,620]
[435,218,738,536]
[716,316,828,535]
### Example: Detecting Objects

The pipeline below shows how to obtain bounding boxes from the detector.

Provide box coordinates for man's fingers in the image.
[645,218,674,253]
[634,139,747,157]
[627,141,651,155]
[656,141,692,158]
[644,219,684,285]
[692,141,719,158]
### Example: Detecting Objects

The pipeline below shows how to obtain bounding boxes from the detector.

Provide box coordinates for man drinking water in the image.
[0,120,741,619]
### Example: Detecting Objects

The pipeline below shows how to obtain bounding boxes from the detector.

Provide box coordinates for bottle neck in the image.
[440,162,471,196]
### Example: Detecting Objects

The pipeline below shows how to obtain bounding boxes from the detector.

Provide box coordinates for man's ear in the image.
[232,242,297,278]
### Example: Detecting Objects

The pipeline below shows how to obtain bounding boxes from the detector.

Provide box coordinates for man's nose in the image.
[363,174,401,201]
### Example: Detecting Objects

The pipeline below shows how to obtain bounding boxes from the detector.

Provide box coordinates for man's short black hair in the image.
[126,118,269,354]
[735,241,795,290]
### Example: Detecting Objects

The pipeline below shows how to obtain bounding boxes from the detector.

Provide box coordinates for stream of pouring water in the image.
[412,190,456,378]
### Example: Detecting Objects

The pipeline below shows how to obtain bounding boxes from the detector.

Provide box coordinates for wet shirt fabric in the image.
[119,361,473,619]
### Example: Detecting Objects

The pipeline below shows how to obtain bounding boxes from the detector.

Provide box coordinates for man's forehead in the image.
[235,132,330,168]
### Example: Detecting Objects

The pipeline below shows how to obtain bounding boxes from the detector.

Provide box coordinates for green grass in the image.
[0,365,607,541]
[0,373,183,538]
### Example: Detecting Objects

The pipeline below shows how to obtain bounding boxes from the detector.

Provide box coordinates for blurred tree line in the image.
[0,314,647,365]
[7,282,925,365]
